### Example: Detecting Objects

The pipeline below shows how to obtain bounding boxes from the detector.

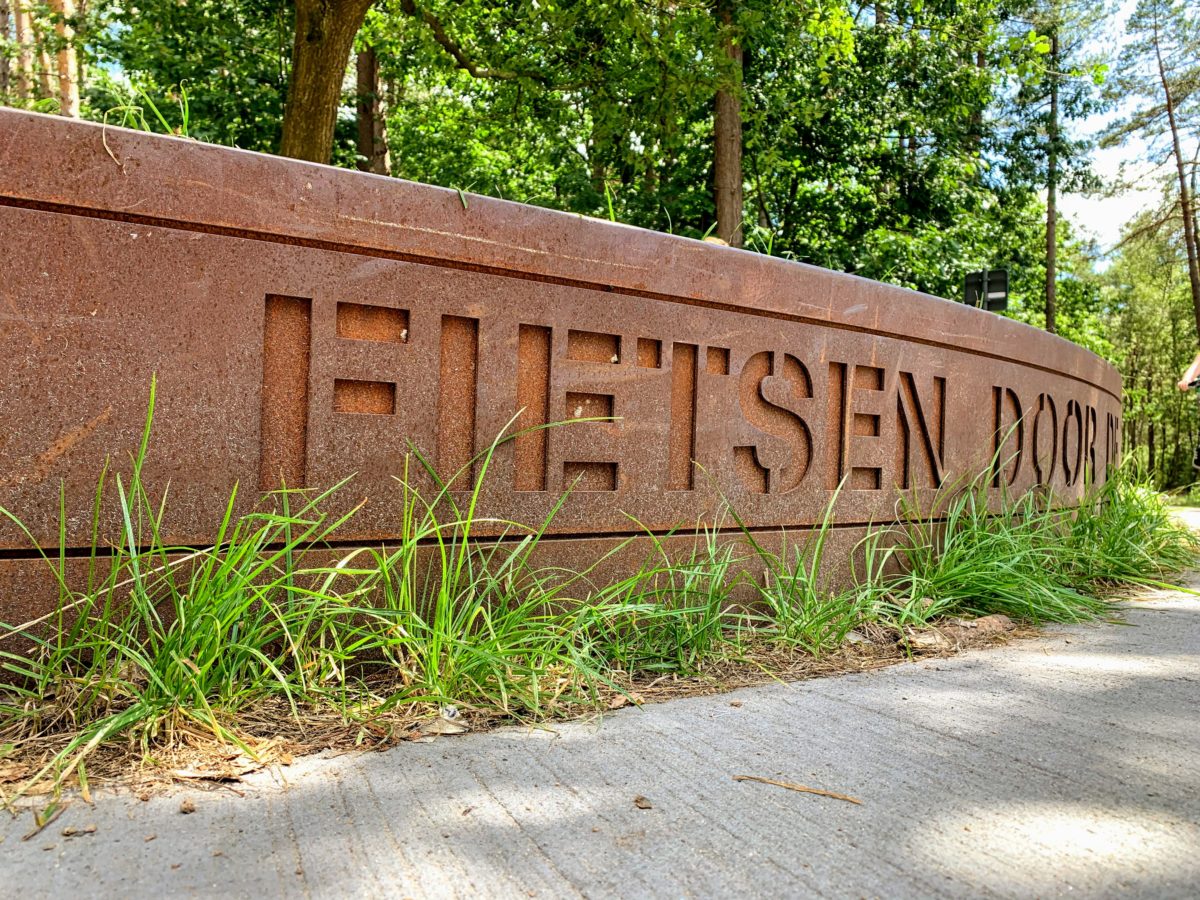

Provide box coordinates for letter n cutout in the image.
[897,372,946,489]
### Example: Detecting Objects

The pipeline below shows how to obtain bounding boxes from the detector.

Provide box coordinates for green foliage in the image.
[734,483,883,654]
[997,0,1111,198]
[103,82,191,137]
[1104,215,1199,487]
[570,526,741,675]
[89,0,291,152]
[1003,216,1111,356]
[884,477,1109,624]
[1102,0,1199,157]
[1065,463,1200,582]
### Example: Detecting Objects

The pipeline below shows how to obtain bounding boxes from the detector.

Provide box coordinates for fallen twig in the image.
[733,774,861,805]
[21,801,67,841]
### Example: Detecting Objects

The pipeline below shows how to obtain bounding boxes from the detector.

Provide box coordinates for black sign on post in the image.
[963,269,1009,312]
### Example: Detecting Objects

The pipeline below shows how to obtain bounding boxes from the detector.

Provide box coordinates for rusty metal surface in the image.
[0,109,1121,620]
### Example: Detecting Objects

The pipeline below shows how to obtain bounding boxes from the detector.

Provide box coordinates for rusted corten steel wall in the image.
[0,110,1121,623]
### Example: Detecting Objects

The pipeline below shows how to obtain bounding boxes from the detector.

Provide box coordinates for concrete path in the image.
[3,589,1199,898]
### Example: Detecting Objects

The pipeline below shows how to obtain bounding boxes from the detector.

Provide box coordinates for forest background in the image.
[2,0,1198,487]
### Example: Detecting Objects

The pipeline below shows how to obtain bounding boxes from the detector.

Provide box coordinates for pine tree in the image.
[1103,0,1200,336]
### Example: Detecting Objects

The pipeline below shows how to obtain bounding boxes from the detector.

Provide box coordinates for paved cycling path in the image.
[4,562,1199,897]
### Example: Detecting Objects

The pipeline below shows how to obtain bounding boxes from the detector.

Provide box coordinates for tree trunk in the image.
[279,0,374,164]
[1153,15,1200,338]
[1191,145,1200,287]
[12,0,31,101]
[75,0,85,96]
[48,0,79,116]
[36,41,53,99]
[713,0,743,247]
[1147,414,1156,477]
[0,2,10,100]
[968,48,985,151]
[355,44,390,174]
[1171,391,1183,478]
[1045,29,1059,335]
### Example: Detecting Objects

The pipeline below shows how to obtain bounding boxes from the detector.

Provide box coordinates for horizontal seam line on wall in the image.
[0,516,948,562]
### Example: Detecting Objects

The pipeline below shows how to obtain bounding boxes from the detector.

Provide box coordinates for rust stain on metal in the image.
[1,406,114,488]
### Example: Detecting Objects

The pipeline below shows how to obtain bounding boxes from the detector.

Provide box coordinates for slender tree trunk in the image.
[36,41,53,99]
[12,0,31,100]
[355,44,390,174]
[713,0,743,247]
[968,49,985,151]
[1171,392,1183,478]
[279,0,374,164]
[1153,19,1200,337]
[0,1,10,100]
[48,0,79,116]
[1147,413,1156,476]
[1191,144,1200,282]
[1045,29,1059,335]
[75,0,85,94]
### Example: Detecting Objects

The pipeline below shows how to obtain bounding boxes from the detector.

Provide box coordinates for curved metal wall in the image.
[0,110,1121,622]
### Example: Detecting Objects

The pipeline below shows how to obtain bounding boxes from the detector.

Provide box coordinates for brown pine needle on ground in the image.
[733,774,862,805]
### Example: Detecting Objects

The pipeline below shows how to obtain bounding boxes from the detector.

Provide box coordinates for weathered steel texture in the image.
[0,109,1121,622]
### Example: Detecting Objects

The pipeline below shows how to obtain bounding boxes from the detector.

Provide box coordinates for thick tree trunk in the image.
[1153,21,1200,338]
[1045,30,1059,335]
[279,0,374,164]
[48,0,79,116]
[355,44,390,174]
[713,0,743,247]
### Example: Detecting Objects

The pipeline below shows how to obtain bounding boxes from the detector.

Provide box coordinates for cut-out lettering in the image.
[333,379,395,415]
[707,346,730,376]
[260,294,311,490]
[437,315,479,481]
[1084,405,1097,485]
[567,329,619,363]
[637,338,661,369]
[1031,392,1058,485]
[515,324,551,491]
[668,343,698,491]
[737,351,812,494]
[1063,399,1083,487]
[336,302,408,343]
[566,392,614,420]
[991,386,1024,488]
[841,364,887,491]
[896,371,946,489]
